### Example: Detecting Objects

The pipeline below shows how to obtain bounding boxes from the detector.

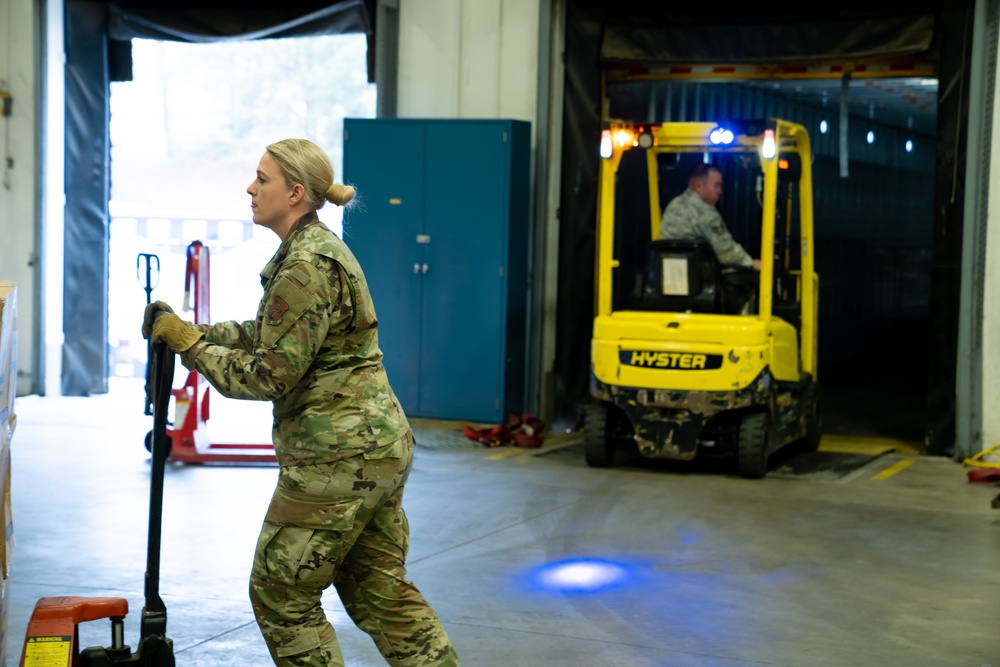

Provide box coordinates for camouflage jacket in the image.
[658,188,754,269]
[182,212,410,466]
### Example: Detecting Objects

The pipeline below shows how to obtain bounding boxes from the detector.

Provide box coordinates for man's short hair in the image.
[688,163,720,187]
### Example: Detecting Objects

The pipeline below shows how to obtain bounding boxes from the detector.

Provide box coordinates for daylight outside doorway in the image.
[108,35,375,443]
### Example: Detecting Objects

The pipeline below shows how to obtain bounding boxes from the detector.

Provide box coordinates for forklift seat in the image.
[634,240,723,313]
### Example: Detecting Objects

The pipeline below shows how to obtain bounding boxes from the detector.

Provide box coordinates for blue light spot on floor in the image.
[528,558,634,594]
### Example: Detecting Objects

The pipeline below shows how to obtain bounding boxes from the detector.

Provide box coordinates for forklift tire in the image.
[584,402,616,468]
[738,412,771,479]
[800,383,823,453]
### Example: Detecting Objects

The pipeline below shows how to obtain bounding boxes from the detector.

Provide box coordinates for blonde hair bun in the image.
[326,183,356,207]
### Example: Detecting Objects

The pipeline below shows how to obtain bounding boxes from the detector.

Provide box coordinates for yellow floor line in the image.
[542,431,579,444]
[820,434,925,456]
[871,458,916,480]
[486,448,524,461]
[819,442,894,456]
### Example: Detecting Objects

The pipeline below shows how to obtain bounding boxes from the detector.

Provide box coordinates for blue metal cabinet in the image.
[343,119,530,423]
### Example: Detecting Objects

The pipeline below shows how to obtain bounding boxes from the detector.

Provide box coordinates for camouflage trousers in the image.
[249,432,458,666]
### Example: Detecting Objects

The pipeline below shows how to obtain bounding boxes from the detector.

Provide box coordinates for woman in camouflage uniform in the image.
[143,139,458,667]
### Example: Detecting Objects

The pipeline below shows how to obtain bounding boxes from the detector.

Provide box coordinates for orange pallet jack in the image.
[160,241,276,464]
[21,330,177,666]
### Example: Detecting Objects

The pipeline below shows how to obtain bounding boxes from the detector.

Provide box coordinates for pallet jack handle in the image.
[138,253,160,417]
[22,323,176,666]
[142,324,174,643]
[137,253,160,305]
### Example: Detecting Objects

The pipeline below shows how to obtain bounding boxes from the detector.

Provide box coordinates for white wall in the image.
[397,0,564,418]
[397,0,539,123]
[0,0,39,396]
[979,25,1000,454]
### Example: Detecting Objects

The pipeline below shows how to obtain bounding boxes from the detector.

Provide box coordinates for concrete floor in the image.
[5,380,1000,666]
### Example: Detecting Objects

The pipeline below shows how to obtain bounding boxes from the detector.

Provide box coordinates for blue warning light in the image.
[709,127,735,145]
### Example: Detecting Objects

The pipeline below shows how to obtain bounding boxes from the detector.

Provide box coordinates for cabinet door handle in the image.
[421,263,430,275]
[413,263,421,275]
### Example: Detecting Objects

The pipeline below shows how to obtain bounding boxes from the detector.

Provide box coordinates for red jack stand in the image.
[162,241,277,465]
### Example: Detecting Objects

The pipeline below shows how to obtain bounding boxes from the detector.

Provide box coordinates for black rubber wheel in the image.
[144,429,171,458]
[738,412,770,479]
[583,402,616,468]
[800,383,823,453]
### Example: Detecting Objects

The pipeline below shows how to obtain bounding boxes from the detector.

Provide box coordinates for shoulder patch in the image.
[259,274,314,348]
[266,295,290,324]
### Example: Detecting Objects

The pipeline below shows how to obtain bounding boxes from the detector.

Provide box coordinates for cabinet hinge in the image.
[503,131,508,143]
[344,130,349,141]
[496,399,501,410]
[499,266,505,278]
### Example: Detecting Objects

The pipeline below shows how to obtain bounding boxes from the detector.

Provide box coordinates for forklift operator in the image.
[142,139,459,667]
[659,163,762,271]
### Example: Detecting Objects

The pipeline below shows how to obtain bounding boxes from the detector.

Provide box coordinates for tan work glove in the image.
[142,300,175,339]
[151,313,204,352]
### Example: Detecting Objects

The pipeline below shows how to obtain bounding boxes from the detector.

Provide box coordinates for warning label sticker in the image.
[23,636,72,666]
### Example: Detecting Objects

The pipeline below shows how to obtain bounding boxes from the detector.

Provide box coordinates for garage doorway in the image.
[604,75,936,447]
[107,34,374,442]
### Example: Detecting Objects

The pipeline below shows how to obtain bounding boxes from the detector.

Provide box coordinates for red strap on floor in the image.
[462,424,510,447]
[463,413,546,448]
[967,468,1000,483]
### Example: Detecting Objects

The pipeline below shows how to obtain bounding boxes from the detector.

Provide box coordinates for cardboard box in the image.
[0,574,8,667]
[0,443,10,581]
[0,439,9,667]
[0,282,15,443]
[0,434,9,667]
[0,441,9,667]
[0,282,13,667]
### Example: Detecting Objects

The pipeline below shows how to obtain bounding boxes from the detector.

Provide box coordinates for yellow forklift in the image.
[585,119,820,478]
